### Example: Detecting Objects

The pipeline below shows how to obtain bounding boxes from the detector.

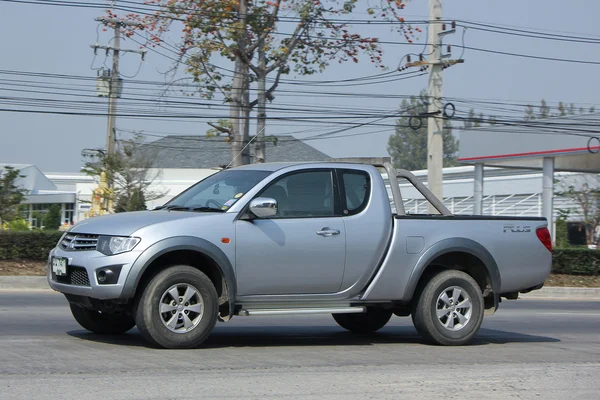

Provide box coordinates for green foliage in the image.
[388,90,459,171]
[43,204,62,230]
[552,249,600,276]
[31,211,44,229]
[82,134,167,213]
[462,108,495,129]
[556,175,600,246]
[115,188,147,213]
[524,104,536,121]
[0,231,64,260]
[555,209,570,248]
[538,99,551,118]
[1,232,600,276]
[4,218,30,231]
[524,99,592,120]
[206,119,233,139]
[0,166,27,228]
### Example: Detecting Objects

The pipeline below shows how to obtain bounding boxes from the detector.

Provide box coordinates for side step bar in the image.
[237,306,366,316]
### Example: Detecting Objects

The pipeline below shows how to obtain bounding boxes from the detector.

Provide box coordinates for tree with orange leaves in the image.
[109,0,411,165]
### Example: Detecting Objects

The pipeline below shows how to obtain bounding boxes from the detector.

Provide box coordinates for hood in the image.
[70,210,219,236]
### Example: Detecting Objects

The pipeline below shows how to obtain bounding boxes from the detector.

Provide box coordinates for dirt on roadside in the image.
[0,260,599,287]
[0,260,47,276]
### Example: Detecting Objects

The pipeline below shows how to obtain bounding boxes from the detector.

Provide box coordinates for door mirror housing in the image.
[249,197,277,218]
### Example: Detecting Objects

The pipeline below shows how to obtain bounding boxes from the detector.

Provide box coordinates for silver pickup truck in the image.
[47,158,552,348]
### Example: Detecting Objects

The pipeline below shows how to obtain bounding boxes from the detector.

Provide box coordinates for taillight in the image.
[536,227,552,252]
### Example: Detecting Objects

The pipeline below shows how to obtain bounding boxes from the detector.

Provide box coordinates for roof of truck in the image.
[230,160,382,172]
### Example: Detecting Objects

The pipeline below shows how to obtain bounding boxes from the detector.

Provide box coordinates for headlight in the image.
[97,236,141,256]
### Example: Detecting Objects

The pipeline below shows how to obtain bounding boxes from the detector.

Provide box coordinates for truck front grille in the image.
[59,233,99,251]
[52,266,91,287]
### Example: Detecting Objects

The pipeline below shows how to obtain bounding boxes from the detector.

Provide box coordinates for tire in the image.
[134,265,218,349]
[69,303,135,335]
[412,269,484,346]
[332,307,392,333]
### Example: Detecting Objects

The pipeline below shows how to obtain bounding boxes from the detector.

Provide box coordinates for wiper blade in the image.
[153,205,188,211]
[189,207,225,212]
[153,205,224,212]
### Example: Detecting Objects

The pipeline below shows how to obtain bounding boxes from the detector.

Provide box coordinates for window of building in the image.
[63,203,74,225]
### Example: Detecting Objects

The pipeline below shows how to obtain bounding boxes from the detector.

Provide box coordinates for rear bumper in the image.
[520,283,545,293]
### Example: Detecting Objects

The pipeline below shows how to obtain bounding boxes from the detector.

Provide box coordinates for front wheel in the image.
[69,303,135,334]
[333,307,392,333]
[134,265,218,349]
[412,270,484,346]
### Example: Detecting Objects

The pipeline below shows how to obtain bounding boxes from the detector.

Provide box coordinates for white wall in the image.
[43,165,595,223]
[46,168,218,221]
[144,168,219,209]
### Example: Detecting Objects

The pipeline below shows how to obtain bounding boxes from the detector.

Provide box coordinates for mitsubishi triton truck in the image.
[47,158,552,348]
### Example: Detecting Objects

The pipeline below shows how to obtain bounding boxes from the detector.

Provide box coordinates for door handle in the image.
[316,228,340,237]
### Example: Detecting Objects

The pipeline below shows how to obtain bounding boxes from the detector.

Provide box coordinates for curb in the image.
[0,276,50,290]
[0,276,598,300]
[519,286,600,300]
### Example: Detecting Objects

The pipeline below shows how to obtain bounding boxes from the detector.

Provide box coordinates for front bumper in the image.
[47,246,142,300]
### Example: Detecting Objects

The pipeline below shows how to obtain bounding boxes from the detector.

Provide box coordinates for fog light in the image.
[96,266,122,285]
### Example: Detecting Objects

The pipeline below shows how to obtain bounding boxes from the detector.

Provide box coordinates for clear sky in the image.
[1,0,599,172]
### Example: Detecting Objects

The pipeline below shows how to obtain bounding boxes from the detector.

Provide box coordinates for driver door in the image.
[235,169,346,296]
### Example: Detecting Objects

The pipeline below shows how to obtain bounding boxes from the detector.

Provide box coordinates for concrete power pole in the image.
[426,0,444,213]
[92,18,145,160]
[91,17,145,212]
[401,0,463,213]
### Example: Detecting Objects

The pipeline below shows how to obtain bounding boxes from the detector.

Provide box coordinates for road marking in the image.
[538,312,600,316]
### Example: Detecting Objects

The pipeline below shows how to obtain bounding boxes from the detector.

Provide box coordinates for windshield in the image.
[160,169,272,211]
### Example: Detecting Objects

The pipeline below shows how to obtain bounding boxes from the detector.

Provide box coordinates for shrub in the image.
[552,248,600,276]
[0,231,64,260]
[44,204,62,230]
[0,232,599,277]
[3,218,30,231]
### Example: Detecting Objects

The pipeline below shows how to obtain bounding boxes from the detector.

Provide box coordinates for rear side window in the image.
[340,170,370,215]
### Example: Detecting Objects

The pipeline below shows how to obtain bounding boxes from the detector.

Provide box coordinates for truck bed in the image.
[362,215,551,301]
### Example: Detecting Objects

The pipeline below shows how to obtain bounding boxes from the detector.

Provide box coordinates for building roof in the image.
[140,135,331,169]
[0,163,57,192]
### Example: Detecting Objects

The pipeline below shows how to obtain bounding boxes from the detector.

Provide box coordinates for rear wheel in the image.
[333,307,392,333]
[69,303,135,334]
[412,270,484,346]
[134,265,218,349]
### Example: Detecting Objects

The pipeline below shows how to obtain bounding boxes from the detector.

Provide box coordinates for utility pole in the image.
[400,0,463,213]
[91,17,145,212]
[92,18,145,159]
[426,0,444,213]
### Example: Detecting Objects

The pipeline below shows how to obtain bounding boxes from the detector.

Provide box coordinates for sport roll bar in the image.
[326,157,452,216]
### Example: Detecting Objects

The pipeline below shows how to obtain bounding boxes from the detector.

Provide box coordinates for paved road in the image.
[0,291,598,400]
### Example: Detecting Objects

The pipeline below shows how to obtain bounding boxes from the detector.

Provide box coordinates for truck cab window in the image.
[262,170,335,218]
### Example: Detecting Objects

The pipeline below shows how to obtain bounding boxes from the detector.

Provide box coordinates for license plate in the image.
[52,257,68,276]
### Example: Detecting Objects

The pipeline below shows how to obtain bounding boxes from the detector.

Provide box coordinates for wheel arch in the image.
[123,237,236,321]
[406,238,501,310]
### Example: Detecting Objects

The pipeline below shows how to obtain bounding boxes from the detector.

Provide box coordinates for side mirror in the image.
[249,197,277,218]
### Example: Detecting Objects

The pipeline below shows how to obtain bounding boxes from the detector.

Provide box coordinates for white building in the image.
[2,131,596,245]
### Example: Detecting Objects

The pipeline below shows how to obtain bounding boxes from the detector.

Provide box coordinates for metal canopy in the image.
[458,113,600,173]
[457,112,600,241]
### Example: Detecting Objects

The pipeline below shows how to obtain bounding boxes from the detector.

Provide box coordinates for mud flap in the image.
[484,292,499,316]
